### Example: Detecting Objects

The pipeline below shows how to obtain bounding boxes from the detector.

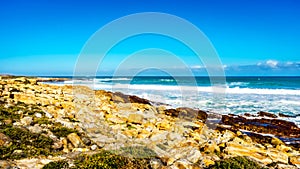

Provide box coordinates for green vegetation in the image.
[116,146,157,159]
[74,149,153,169]
[41,147,155,169]
[33,116,52,125]
[0,101,78,160]
[50,124,79,137]
[0,126,54,159]
[42,160,69,169]
[207,156,268,169]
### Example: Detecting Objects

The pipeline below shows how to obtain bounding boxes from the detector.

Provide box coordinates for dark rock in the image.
[220,114,300,140]
[244,113,253,117]
[257,111,277,118]
[207,112,222,119]
[164,107,207,122]
[111,92,151,105]
[164,108,178,117]
[129,95,151,105]
[278,113,297,118]
[111,92,129,103]
[9,93,14,99]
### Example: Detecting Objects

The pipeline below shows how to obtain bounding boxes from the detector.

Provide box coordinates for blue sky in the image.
[0,0,299,76]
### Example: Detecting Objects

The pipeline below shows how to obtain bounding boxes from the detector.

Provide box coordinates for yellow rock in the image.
[67,133,85,148]
[218,142,226,148]
[204,141,220,154]
[105,114,114,119]
[203,159,215,167]
[108,117,126,124]
[128,113,144,124]
[271,137,284,146]
[157,120,171,130]
[144,122,155,128]
[276,144,292,152]
[290,156,300,166]
[122,129,138,138]
[266,149,289,164]
[236,131,242,136]
[225,141,273,165]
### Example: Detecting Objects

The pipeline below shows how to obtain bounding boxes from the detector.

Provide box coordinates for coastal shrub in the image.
[33,116,52,125]
[117,146,157,159]
[0,126,54,159]
[0,102,63,160]
[74,149,152,169]
[42,160,68,169]
[50,124,80,137]
[207,156,268,169]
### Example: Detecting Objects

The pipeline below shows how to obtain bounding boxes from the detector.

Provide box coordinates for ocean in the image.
[54,76,300,126]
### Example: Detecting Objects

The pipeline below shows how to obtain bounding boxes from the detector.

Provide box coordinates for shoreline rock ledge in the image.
[0,76,299,169]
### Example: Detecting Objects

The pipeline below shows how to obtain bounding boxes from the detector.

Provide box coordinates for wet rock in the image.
[67,133,85,148]
[279,113,297,118]
[221,114,300,139]
[257,111,277,118]
[129,95,151,105]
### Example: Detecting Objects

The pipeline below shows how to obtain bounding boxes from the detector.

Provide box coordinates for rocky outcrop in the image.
[220,114,300,138]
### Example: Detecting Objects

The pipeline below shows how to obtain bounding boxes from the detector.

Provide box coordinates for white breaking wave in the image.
[91,83,300,96]
[94,78,131,82]
[223,87,300,95]
[227,82,250,87]
[58,79,300,96]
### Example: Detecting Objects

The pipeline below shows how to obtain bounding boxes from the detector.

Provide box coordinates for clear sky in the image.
[0,0,299,76]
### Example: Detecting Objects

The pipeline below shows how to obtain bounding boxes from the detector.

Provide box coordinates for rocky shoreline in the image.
[0,76,299,169]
